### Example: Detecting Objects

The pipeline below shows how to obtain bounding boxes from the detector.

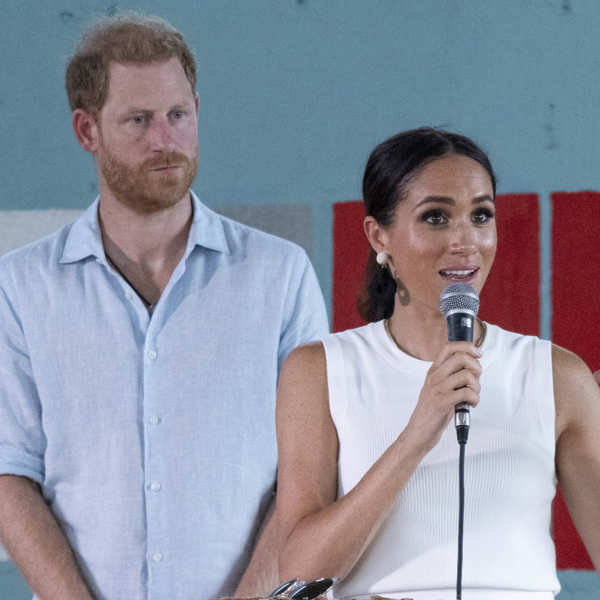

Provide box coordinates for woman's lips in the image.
[439,267,479,281]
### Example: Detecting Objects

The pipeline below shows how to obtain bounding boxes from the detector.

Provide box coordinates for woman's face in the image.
[371,153,497,315]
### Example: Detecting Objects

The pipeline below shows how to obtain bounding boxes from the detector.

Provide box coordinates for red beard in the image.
[98,142,198,214]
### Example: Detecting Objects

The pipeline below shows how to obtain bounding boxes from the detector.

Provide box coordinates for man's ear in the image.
[72,109,100,153]
[363,216,389,255]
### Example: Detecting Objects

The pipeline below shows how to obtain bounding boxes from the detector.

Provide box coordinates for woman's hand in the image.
[404,341,482,451]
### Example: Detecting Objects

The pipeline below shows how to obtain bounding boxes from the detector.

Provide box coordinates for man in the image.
[0,13,328,600]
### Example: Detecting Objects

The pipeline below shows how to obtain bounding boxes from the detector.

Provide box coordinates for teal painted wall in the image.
[1,1,599,597]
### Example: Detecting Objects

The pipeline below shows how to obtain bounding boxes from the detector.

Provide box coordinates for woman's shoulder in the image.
[283,340,326,372]
[284,340,325,368]
[278,342,331,423]
[321,320,384,348]
[483,322,546,345]
[551,343,595,403]
[551,342,600,439]
[551,342,590,376]
[284,321,377,361]
[481,323,551,366]
[282,322,384,379]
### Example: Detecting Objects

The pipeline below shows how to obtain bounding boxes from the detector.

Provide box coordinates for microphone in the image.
[439,283,480,445]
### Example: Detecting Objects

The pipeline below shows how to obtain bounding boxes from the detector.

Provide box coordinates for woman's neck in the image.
[385,302,485,362]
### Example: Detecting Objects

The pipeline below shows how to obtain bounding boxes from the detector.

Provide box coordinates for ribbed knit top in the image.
[322,321,559,600]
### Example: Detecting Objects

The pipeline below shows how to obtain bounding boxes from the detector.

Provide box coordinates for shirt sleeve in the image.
[0,279,45,484]
[278,249,329,373]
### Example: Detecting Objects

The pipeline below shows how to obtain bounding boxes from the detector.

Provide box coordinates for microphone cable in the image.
[457,433,467,599]
[456,400,470,598]
[440,282,480,600]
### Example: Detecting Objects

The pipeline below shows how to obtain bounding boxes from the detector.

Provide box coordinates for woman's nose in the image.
[449,220,477,254]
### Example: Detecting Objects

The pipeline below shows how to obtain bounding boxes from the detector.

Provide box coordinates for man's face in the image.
[95,57,198,213]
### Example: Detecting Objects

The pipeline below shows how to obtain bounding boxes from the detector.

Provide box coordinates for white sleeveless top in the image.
[322,321,559,600]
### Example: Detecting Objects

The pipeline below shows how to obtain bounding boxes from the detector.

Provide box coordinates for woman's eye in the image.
[422,210,447,225]
[472,208,495,225]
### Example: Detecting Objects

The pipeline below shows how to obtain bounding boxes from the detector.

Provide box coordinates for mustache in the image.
[143,152,193,170]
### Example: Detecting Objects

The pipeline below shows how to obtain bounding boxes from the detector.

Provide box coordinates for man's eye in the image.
[132,115,147,125]
[422,210,447,225]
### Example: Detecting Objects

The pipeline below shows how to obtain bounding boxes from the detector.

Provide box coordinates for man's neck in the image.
[98,191,194,305]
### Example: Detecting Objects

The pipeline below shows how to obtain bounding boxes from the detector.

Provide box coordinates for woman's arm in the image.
[276,340,482,582]
[554,345,600,575]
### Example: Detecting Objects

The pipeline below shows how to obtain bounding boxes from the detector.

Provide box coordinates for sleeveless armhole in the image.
[322,333,349,439]
[530,337,556,476]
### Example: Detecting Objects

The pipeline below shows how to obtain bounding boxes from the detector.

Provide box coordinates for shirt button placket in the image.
[144,335,163,594]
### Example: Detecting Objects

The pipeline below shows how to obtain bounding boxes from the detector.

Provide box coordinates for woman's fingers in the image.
[431,346,481,379]
[434,341,482,364]
[445,384,480,408]
[406,342,483,450]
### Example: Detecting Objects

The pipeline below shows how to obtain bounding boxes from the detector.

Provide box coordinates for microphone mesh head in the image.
[439,283,480,318]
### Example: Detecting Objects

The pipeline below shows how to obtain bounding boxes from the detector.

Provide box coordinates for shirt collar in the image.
[60,191,230,265]
[187,191,231,255]
[59,197,104,264]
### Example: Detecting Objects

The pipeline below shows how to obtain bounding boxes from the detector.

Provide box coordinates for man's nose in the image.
[148,117,176,151]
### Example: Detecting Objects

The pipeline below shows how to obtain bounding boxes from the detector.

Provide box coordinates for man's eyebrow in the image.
[123,107,153,116]
[414,194,495,209]
[123,101,194,114]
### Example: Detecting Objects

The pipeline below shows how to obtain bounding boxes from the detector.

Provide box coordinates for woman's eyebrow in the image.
[414,194,494,210]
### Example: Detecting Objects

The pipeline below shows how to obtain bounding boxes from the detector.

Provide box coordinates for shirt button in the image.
[148,350,158,360]
[148,415,161,426]
[126,292,134,301]
[150,481,162,492]
[152,552,163,562]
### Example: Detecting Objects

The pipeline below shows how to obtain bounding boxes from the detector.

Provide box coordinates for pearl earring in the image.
[376,252,388,266]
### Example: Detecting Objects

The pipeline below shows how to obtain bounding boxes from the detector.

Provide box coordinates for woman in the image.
[275,128,600,599]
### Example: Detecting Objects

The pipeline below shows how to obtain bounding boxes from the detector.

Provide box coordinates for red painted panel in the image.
[552,192,600,369]
[478,194,539,335]
[552,191,600,570]
[332,201,367,332]
[333,195,540,334]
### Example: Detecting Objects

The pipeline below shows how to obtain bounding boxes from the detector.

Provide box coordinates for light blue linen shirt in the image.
[0,193,328,599]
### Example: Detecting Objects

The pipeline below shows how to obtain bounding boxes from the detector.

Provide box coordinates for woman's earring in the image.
[376,252,388,266]
[394,277,411,307]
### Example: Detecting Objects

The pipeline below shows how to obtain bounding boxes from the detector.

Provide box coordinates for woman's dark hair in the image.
[357,127,496,322]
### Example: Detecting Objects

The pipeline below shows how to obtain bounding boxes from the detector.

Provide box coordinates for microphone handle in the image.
[446,312,475,343]
[446,312,475,444]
